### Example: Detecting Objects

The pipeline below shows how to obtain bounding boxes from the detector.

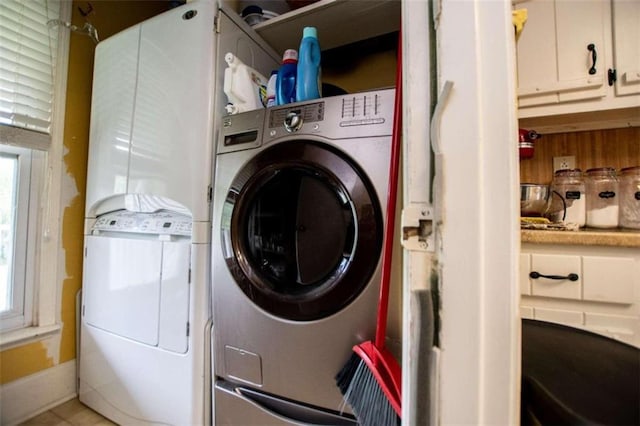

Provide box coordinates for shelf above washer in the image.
[250,0,401,54]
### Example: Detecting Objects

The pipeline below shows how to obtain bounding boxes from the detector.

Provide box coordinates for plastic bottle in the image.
[296,27,321,102]
[223,52,268,114]
[276,49,298,106]
[266,70,277,107]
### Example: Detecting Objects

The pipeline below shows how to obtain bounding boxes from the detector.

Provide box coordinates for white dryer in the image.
[211,89,395,424]
[79,1,278,425]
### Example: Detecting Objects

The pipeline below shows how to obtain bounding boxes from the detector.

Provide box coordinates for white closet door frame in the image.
[402,1,521,424]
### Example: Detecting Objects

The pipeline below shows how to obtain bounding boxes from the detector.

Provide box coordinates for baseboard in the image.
[0,359,77,426]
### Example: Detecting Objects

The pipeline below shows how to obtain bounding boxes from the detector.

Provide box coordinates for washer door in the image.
[221,141,383,321]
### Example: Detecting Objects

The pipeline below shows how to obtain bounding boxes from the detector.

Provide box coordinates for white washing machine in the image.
[79,1,279,425]
[211,89,395,424]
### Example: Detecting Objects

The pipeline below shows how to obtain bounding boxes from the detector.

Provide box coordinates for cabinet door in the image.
[582,255,635,304]
[516,0,607,107]
[612,0,640,96]
[530,253,582,299]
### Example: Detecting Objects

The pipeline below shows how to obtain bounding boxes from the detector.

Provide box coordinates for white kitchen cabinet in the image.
[611,0,640,96]
[520,243,640,347]
[515,0,640,120]
[529,253,582,300]
[584,311,640,342]
[534,307,584,326]
[583,255,635,303]
[516,0,607,107]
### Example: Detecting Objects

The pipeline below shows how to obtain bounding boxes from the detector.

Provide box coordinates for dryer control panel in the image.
[92,210,192,237]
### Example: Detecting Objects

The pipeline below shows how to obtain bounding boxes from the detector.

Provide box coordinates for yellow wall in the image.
[0,0,171,386]
[323,51,397,94]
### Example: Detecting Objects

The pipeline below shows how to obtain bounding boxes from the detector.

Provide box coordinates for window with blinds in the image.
[1,0,64,334]
[0,0,60,136]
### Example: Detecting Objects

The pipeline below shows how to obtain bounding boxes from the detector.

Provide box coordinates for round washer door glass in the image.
[221,141,383,321]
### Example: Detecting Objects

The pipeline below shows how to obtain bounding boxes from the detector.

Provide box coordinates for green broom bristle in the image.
[336,354,400,426]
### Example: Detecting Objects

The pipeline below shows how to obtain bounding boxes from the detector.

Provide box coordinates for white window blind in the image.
[0,0,60,137]
[0,0,67,340]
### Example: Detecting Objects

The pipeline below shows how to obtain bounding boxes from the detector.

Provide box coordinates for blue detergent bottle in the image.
[275,49,298,106]
[296,27,321,102]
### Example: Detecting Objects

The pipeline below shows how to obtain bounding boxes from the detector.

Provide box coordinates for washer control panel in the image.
[265,89,394,139]
[339,92,385,124]
[218,89,395,148]
[92,210,192,236]
[268,102,324,129]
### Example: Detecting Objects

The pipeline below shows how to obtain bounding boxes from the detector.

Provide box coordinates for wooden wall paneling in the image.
[519,127,640,184]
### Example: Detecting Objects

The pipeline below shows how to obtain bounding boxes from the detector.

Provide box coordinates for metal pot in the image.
[521,183,567,219]
[521,183,550,217]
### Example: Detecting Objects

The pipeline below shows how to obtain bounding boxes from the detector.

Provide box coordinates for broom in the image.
[335,32,403,426]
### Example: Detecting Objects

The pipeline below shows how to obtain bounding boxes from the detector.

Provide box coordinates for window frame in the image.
[0,0,71,347]
[0,145,37,331]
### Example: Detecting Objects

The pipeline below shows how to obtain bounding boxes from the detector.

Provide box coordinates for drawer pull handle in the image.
[529,271,579,281]
[587,43,597,75]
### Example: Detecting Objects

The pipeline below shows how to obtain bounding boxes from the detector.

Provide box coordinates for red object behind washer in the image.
[519,128,541,160]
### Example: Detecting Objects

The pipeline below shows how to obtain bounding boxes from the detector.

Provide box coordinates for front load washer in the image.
[211,89,395,424]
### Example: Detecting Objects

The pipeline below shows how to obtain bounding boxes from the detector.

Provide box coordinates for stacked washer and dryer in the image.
[79,1,278,425]
[212,89,396,423]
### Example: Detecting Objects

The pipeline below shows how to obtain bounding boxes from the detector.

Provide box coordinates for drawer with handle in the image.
[520,252,636,304]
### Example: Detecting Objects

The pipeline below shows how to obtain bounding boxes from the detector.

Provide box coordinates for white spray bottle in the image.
[223,53,268,114]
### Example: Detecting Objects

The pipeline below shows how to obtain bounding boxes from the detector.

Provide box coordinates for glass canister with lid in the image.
[585,167,619,228]
[551,169,585,227]
[619,166,640,229]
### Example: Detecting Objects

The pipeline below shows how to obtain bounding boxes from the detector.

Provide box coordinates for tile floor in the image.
[19,398,115,426]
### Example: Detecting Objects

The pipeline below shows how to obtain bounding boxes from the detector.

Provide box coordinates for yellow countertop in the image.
[521,228,640,248]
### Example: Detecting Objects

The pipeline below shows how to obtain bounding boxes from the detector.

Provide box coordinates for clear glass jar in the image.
[551,169,585,227]
[619,166,640,229]
[585,167,619,228]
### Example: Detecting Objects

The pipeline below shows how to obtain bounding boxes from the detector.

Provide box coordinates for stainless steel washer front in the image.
[212,89,395,423]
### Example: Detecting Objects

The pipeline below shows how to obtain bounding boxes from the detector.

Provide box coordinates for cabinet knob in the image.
[530,271,579,281]
[587,44,597,75]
